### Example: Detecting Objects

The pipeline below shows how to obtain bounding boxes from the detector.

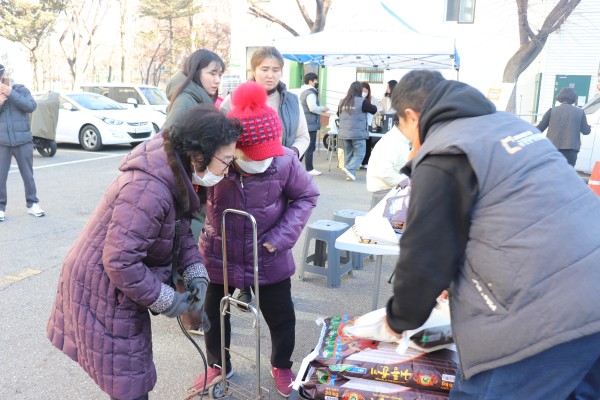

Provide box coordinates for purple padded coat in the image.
[47,133,203,399]
[201,148,319,288]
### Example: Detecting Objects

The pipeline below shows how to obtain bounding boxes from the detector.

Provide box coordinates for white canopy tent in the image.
[273,29,460,72]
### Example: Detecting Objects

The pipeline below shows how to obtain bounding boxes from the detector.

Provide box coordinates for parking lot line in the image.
[9,153,126,172]
[0,268,42,286]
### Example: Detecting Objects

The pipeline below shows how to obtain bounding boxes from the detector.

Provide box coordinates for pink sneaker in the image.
[191,366,233,394]
[271,367,295,397]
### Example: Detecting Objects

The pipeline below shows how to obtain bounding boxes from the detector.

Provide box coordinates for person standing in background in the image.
[379,79,398,115]
[536,87,591,166]
[366,119,411,208]
[337,81,377,181]
[0,64,43,221]
[162,49,225,131]
[300,72,329,176]
[162,49,225,335]
[360,81,377,169]
[220,46,309,159]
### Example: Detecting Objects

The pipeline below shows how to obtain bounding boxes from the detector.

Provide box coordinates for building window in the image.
[446,0,476,23]
[356,67,384,84]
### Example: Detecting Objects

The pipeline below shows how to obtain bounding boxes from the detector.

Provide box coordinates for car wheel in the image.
[152,123,160,134]
[80,125,103,151]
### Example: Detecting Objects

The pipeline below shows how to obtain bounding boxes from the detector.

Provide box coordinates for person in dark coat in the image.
[190,81,319,398]
[337,81,377,181]
[536,87,591,166]
[47,105,241,400]
[163,49,226,333]
[384,70,600,399]
[0,64,43,221]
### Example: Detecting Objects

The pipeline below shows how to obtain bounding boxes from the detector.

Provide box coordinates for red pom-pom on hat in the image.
[228,81,284,161]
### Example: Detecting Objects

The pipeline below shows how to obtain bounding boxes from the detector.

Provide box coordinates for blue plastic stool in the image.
[299,220,353,288]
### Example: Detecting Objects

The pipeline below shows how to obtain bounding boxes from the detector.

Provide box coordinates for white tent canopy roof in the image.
[273,29,460,70]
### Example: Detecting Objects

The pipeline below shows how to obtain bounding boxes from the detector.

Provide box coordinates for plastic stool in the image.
[299,220,353,288]
[333,209,369,270]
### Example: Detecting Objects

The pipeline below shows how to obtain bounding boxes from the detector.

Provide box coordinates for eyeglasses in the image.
[192,155,234,175]
[213,155,234,174]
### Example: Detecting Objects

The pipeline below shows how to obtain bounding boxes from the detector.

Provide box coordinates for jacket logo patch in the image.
[500,130,544,154]
[471,279,498,312]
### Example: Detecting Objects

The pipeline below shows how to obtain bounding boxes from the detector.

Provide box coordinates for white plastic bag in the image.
[343,298,452,354]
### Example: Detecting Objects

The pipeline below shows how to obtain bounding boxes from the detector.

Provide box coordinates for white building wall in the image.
[536,1,600,113]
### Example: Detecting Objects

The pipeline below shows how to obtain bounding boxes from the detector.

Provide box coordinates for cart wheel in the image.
[322,133,330,150]
[209,381,226,398]
[37,140,57,157]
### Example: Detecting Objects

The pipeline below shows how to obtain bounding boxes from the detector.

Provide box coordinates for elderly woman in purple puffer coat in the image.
[46,105,241,400]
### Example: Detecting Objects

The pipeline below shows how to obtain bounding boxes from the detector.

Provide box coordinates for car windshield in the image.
[583,94,600,115]
[139,87,169,105]
[67,93,126,110]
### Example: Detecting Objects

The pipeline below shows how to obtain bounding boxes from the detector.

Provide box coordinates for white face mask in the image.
[362,92,368,98]
[235,157,273,174]
[192,170,224,187]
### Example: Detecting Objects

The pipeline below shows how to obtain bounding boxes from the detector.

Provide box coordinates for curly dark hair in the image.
[167,104,241,203]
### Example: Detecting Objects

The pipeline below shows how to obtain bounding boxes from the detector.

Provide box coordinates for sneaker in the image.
[27,203,45,217]
[341,167,356,181]
[308,169,322,176]
[187,326,204,336]
[235,287,253,312]
[0,210,4,222]
[191,366,234,394]
[271,367,295,397]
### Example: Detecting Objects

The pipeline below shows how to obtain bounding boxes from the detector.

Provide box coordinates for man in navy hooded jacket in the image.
[0,64,44,221]
[385,69,600,399]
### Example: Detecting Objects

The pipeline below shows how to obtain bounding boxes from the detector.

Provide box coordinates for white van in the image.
[576,94,600,174]
[80,83,168,133]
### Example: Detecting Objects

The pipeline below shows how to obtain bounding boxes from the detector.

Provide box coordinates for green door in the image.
[554,75,591,106]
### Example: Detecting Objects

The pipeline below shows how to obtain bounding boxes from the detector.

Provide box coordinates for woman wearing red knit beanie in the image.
[190,81,320,398]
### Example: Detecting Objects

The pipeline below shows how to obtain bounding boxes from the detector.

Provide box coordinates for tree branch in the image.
[517,0,535,43]
[295,0,314,30]
[247,1,300,36]
[539,0,580,36]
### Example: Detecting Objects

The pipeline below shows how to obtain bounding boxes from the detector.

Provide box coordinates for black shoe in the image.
[235,288,253,312]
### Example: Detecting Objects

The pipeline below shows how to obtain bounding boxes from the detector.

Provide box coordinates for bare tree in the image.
[138,0,200,75]
[58,0,111,88]
[503,0,581,112]
[0,0,69,91]
[247,0,333,36]
[118,0,128,82]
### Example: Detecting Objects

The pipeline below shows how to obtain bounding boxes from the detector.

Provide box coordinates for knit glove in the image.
[149,283,193,318]
[186,277,209,313]
[163,291,194,318]
[183,263,210,313]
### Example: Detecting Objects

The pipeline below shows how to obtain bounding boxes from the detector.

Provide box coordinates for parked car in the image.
[80,83,168,133]
[576,94,600,173]
[55,92,154,151]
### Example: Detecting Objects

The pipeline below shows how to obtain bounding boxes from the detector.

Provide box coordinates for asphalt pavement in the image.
[0,144,398,399]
